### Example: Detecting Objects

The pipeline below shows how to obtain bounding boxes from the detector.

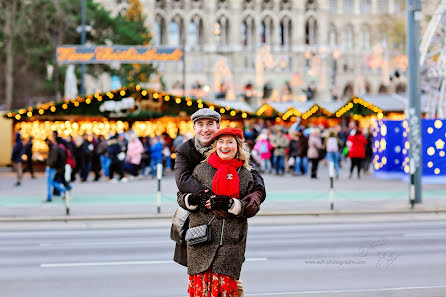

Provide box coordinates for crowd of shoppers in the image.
[248,122,372,180]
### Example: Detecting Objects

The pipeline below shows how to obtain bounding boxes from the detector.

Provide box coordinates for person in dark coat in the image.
[23,137,35,178]
[44,138,68,202]
[173,109,266,297]
[11,132,24,186]
[295,129,309,175]
[177,127,257,297]
[80,134,93,182]
[107,135,124,181]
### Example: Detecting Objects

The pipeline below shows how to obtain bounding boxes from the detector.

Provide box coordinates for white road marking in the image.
[39,240,166,247]
[40,257,267,268]
[244,285,446,296]
[403,232,446,237]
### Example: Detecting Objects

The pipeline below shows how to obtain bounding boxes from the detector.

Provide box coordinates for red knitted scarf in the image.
[207,152,243,198]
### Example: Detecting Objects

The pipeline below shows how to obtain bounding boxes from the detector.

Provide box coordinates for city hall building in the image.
[95,0,408,103]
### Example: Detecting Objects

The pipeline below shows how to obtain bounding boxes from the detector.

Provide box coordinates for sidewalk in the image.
[1,164,446,221]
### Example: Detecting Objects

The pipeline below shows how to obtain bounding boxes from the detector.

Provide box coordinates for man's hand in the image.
[188,189,213,207]
[242,190,263,217]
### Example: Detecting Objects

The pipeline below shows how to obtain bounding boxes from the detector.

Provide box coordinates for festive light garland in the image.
[4,85,253,120]
[336,97,383,118]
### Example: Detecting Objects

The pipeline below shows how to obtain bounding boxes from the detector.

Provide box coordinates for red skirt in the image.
[188,268,238,297]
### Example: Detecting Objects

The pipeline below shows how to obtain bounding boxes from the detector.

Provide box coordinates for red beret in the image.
[213,127,244,140]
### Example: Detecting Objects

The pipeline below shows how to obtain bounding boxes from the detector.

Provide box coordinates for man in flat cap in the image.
[172,108,266,296]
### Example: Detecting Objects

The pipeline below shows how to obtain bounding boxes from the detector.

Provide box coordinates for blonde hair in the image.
[205,136,252,171]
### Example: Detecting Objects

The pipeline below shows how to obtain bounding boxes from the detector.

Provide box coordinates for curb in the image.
[1,209,446,222]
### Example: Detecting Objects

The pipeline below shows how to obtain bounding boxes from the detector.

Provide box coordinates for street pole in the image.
[81,0,86,96]
[156,163,163,214]
[328,161,335,210]
[406,0,422,205]
[182,35,186,96]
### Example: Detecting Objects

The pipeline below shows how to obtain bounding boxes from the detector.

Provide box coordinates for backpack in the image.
[58,144,76,169]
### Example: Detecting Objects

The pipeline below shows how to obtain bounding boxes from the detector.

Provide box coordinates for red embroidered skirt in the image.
[188,268,238,297]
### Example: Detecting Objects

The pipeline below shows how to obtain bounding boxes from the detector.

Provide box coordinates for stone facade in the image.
[95,0,407,103]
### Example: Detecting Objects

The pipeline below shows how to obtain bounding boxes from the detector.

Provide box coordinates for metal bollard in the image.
[156,163,163,214]
[328,161,335,210]
[65,188,70,216]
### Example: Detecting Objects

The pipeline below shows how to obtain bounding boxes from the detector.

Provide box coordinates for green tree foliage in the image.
[0,0,157,108]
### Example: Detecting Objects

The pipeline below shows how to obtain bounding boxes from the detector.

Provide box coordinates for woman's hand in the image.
[206,195,233,210]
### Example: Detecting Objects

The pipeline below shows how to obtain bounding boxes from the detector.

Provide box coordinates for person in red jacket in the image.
[346,129,367,179]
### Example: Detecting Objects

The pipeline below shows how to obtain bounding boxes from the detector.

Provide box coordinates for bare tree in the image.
[1,0,17,110]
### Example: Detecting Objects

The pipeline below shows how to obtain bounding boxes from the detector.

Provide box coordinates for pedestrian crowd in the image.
[246,121,373,180]
[10,129,188,201]
[10,120,372,201]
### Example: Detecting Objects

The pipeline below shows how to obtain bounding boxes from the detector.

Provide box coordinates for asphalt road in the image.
[1,219,446,297]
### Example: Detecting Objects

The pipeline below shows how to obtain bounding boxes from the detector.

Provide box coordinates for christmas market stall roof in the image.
[206,99,255,114]
[256,100,347,120]
[3,86,255,121]
[333,93,435,118]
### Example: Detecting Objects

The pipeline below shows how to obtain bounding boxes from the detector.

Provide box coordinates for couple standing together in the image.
[173,108,266,297]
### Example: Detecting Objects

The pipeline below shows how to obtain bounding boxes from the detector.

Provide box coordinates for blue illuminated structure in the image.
[373,119,446,183]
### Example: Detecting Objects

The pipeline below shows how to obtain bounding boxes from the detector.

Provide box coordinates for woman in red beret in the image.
[177,127,257,297]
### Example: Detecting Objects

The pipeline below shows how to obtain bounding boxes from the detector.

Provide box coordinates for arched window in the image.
[305,17,317,45]
[280,17,292,48]
[153,15,164,45]
[261,16,273,45]
[343,25,354,49]
[242,16,255,48]
[360,25,371,49]
[242,21,248,47]
[360,0,371,13]
[216,16,229,46]
[188,21,197,48]
[168,17,183,46]
[328,24,337,47]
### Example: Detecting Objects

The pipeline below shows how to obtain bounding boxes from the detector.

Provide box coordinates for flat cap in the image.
[191,108,221,123]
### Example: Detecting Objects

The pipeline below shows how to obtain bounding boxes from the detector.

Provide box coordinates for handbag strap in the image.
[208,215,216,225]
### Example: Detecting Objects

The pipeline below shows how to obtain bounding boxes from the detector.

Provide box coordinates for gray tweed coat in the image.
[177,162,254,280]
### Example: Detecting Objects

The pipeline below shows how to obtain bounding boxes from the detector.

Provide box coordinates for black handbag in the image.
[185,216,215,246]
[170,206,190,245]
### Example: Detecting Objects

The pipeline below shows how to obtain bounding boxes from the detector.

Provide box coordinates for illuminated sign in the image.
[56,45,183,64]
[99,97,135,113]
